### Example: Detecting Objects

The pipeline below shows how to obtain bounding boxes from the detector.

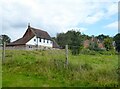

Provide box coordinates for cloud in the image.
[105,21,118,29]
[0,0,118,41]
[106,2,118,17]
[84,11,105,24]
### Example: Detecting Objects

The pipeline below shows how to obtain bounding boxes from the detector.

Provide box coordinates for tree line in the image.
[52,30,120,55]
[1,31,120,55]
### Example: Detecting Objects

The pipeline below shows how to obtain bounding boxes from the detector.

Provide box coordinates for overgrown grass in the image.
[2,49,119,87]
[0,50,2,88]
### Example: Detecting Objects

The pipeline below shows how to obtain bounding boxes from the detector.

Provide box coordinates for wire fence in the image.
[1,43,100,63]
[2,43,83,67]
[2,44,68,65]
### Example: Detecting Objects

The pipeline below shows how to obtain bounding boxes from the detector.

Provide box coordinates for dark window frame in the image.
[34,39,36,42]
[47,40,49,43]
[43,39,45,43]
[39,38,41,42]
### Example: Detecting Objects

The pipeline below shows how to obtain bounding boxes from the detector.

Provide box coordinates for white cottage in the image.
[7,24,58,49]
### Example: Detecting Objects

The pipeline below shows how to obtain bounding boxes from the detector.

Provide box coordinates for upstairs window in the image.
[34,39,36,42]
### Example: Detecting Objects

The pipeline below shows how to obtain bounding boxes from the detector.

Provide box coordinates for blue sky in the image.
[0,0,118,41]
[80,14,118,36]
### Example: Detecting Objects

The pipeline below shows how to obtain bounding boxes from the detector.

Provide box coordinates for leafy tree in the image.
[70,31,81,55]
[0,35,11,45]
[113,33,120,52]
[104,37,113,51]
[56,30,82,55]
[56,33,66,48]
[89,41,99,51]
[96,34,109,41]
[81,34,91,40]
[56,30,82,49]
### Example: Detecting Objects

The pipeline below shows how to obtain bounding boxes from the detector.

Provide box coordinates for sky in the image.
[0,0,119,41]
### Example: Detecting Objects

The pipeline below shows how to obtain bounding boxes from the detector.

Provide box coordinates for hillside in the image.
[2,50,118,87]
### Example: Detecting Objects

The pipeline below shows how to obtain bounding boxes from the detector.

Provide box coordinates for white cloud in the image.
[106,3,118,17]
[105,21,118,29]
[84,11,105,24]
[0,0,118,41]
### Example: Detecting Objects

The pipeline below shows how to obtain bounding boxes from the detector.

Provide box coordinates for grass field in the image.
[0,51,2,88]
[2,49,119,87]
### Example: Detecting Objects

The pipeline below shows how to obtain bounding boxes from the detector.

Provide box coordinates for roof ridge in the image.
[30,27,47,33]
[30,27,37,36]
[30,27,51,40]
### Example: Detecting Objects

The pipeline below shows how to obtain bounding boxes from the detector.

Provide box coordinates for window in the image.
[39,38,41,42]
[43,39,45,43]
[34,39,36,42]
[29,46,32,48]
[47,40,49,43]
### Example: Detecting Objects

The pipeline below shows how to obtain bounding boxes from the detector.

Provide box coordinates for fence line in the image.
[3,44,83,65]
[3,45,70,64]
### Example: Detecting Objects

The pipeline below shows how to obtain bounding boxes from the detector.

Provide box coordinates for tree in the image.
[113,33,120,52]
[56,30,82,49]
[56,33,66,48]
[0,35,11,45]
[56,30,82,55]
[81,34,91,40]
[89,41,99,51]
[96,34,110,41]
[104,37,113,51]
[70,31,81,55]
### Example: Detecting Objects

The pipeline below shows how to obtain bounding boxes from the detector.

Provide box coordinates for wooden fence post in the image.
[65,45,68,66]
[2,42,6,63]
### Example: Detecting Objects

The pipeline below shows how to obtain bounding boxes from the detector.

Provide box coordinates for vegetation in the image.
[2,31,119,87]
[0,51,2,88]
[104,37,113,51]
[114,33,120,52]
[70,31,81,55]
[96,34,110,41]
[2,49,118,87]
[56,30,82,49]
[54,30,116,54]
[56,30,82,55]
[0,35,11,45]
[88,41,99,51]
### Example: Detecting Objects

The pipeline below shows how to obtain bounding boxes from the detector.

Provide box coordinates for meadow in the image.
[2,49,119,87]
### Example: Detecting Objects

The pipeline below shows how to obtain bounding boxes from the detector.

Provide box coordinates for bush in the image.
[80,49,97,55]
[71,46,80,55]
[80,49,117,55]
[98,50,116,55]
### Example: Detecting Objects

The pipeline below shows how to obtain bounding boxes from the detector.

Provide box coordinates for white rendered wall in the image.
[26,36,37,45]
[26,36,53,47]
[38,38,53,47]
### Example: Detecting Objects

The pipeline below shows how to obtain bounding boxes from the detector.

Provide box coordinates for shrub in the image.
[80,49,97,55]
[98,50,116,55]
